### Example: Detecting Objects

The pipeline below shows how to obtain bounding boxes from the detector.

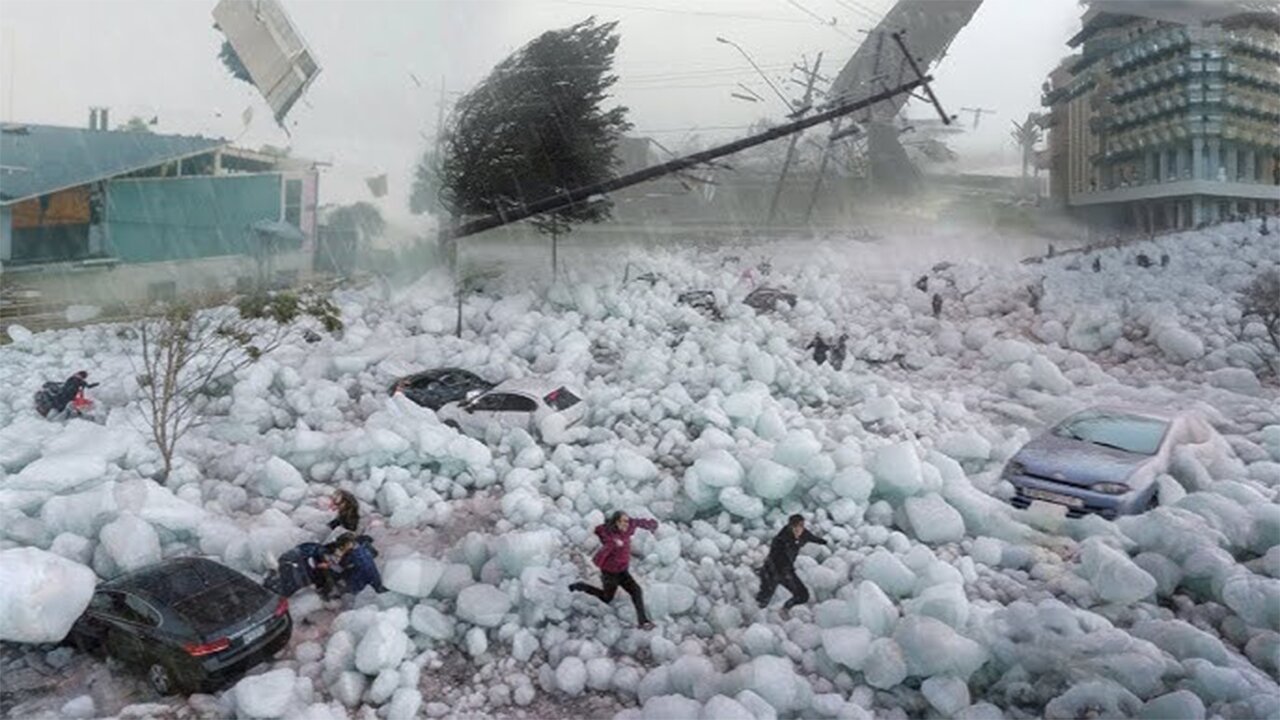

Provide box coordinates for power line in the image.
[782,0,860,42]
[545,0,819,23]
[830,0,883,25]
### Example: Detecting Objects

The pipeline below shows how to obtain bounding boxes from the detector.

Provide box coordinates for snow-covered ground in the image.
[1,221,1277,720]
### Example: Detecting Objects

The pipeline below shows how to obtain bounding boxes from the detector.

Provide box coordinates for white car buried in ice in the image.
[435,378,586,440]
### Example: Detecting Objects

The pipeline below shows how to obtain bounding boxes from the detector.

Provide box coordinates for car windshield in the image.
[1054,412,1169,456]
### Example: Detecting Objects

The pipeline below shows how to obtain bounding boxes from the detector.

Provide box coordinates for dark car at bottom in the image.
[65,557,291,695]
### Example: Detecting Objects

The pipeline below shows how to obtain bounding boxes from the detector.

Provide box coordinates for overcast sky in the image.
[0,0,1082,213]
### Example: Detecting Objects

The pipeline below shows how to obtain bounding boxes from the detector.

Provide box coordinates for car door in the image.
[462,392,512,432]
[497,393,539,429]
[96,591,153,666]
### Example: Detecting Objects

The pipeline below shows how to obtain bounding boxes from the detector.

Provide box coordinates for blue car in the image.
[1002,406,1220,519]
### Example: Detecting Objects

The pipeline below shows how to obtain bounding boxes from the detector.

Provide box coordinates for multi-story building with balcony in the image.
[1042,1,1279,232]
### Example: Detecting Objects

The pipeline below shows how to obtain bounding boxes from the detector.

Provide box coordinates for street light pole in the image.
[716,36,793,111]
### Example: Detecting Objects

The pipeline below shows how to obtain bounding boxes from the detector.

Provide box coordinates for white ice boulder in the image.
[693,450,745,488]
[387,689,424,720]
[354,620,409,675]
[863,638,908,689]
[984,339,1034,366]
[616,448,658,482]
[456,584,511,627]
[821,626,874,671]
[720,487,766,519]
[556,656,588,696]
[1080,539,1157,604]
[937,431,991,463]
[922,676,970,717]
[894,615,989,680]
[857,580,899,636]
[258,457,306,500]
[701,695,755,720]
[1030,355,1073,394]
[0,548,96,643]
[861,549,917,598]
[410,604,455,641]
[640,695,702,720]
[870,443,924,498]
[1137,690,1206,720]
[903,494,966,544]
[1207,367,1261,395]
[98,513,162,574]
[1066,307,1121,353]
[647,583,697,618]
[747,459,799,500]
[1044,680,1142,720]
[720,655,811,714]
[1156,326,1205,363]
[773,430,821,470]
[831,467,875,502]
[233,668,299,719]
[383,554,446,598]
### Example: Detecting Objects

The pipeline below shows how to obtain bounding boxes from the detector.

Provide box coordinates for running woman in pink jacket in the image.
[570,511,658,629]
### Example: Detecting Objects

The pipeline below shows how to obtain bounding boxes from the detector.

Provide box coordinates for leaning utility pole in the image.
[766,52,823,226]
[444,33,950,242]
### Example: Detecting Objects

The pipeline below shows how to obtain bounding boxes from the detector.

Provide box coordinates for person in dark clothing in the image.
[829,334,848,371]
[1092,256,1102,273]
[266,542,337,598]
[570,511,658,629]
[43,371,98,417]
[332,533,387,595]
[756,514,827,611]
[328,489,360,532]
[807,334,830,365]
[931,293,944,319]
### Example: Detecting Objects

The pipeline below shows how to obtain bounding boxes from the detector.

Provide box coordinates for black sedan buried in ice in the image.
[65,557,291,695]
[390,368,495,410]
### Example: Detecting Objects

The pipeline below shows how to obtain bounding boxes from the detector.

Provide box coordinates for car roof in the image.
[1071,405,1178,422]
[402,368,477,381]
[100,557,246,606]
[489,377,573,396]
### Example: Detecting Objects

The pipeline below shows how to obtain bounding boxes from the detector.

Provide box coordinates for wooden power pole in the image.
[766,52,823,226]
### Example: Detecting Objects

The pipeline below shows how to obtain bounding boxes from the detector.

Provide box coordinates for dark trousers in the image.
[576,570,649,624]
[756,564,809,609]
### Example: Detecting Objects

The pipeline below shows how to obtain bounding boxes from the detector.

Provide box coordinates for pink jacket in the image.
[592,518,658,573]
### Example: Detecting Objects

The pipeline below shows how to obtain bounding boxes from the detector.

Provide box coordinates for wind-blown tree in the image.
[1011,113,1044,197]
[423,17,632,278]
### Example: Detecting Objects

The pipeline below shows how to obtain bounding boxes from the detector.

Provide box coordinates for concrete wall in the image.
[0,206,11,262]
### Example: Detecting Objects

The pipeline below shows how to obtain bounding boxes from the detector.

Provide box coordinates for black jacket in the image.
[329,503,359,532]
[764,527,827,574]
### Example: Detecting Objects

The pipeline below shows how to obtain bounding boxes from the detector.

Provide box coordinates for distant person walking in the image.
[829,334,848,371]
[756,514,827,613]
[807,334,830,365]
[328,489,361,533]
[931,293,944,319]
[570,511,658,629]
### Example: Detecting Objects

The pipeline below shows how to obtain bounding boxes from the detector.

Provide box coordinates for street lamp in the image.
[716,36,794,111]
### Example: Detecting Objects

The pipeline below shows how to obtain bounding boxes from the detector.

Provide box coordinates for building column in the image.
[1192,139,1204,180]
[1244,149,1257,183]
[1147,152,1158,184]
[1208,138,1222,181]
[1226,142,1239,181]
[1178,145,1191,181]
[1158,150,1169,184]
[0,206,11,261]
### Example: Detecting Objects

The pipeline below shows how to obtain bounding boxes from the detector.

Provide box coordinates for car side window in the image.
[125,594,161,627]
[97,592,145,625]
[502,395,538,412]
[470,393,510,411]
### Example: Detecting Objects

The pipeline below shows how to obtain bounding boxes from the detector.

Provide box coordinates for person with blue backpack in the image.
[332,533,387,595]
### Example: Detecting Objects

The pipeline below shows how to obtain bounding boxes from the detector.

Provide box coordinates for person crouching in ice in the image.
[756,514,827,614]
[570,511,658,630]
[332,532,387,596]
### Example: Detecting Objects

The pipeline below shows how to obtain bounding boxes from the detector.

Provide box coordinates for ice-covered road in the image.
[1,222,1277,720]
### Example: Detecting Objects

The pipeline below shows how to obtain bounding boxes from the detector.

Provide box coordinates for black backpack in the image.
[33,382,61,417]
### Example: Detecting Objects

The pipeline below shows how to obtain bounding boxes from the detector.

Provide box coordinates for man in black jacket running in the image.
[756,514,827,611]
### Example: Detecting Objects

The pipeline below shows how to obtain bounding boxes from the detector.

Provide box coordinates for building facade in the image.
[1,124,319,311]
[1042,3,1280,232]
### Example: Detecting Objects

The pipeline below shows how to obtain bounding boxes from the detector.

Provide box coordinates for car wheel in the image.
[147,662,178,696]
